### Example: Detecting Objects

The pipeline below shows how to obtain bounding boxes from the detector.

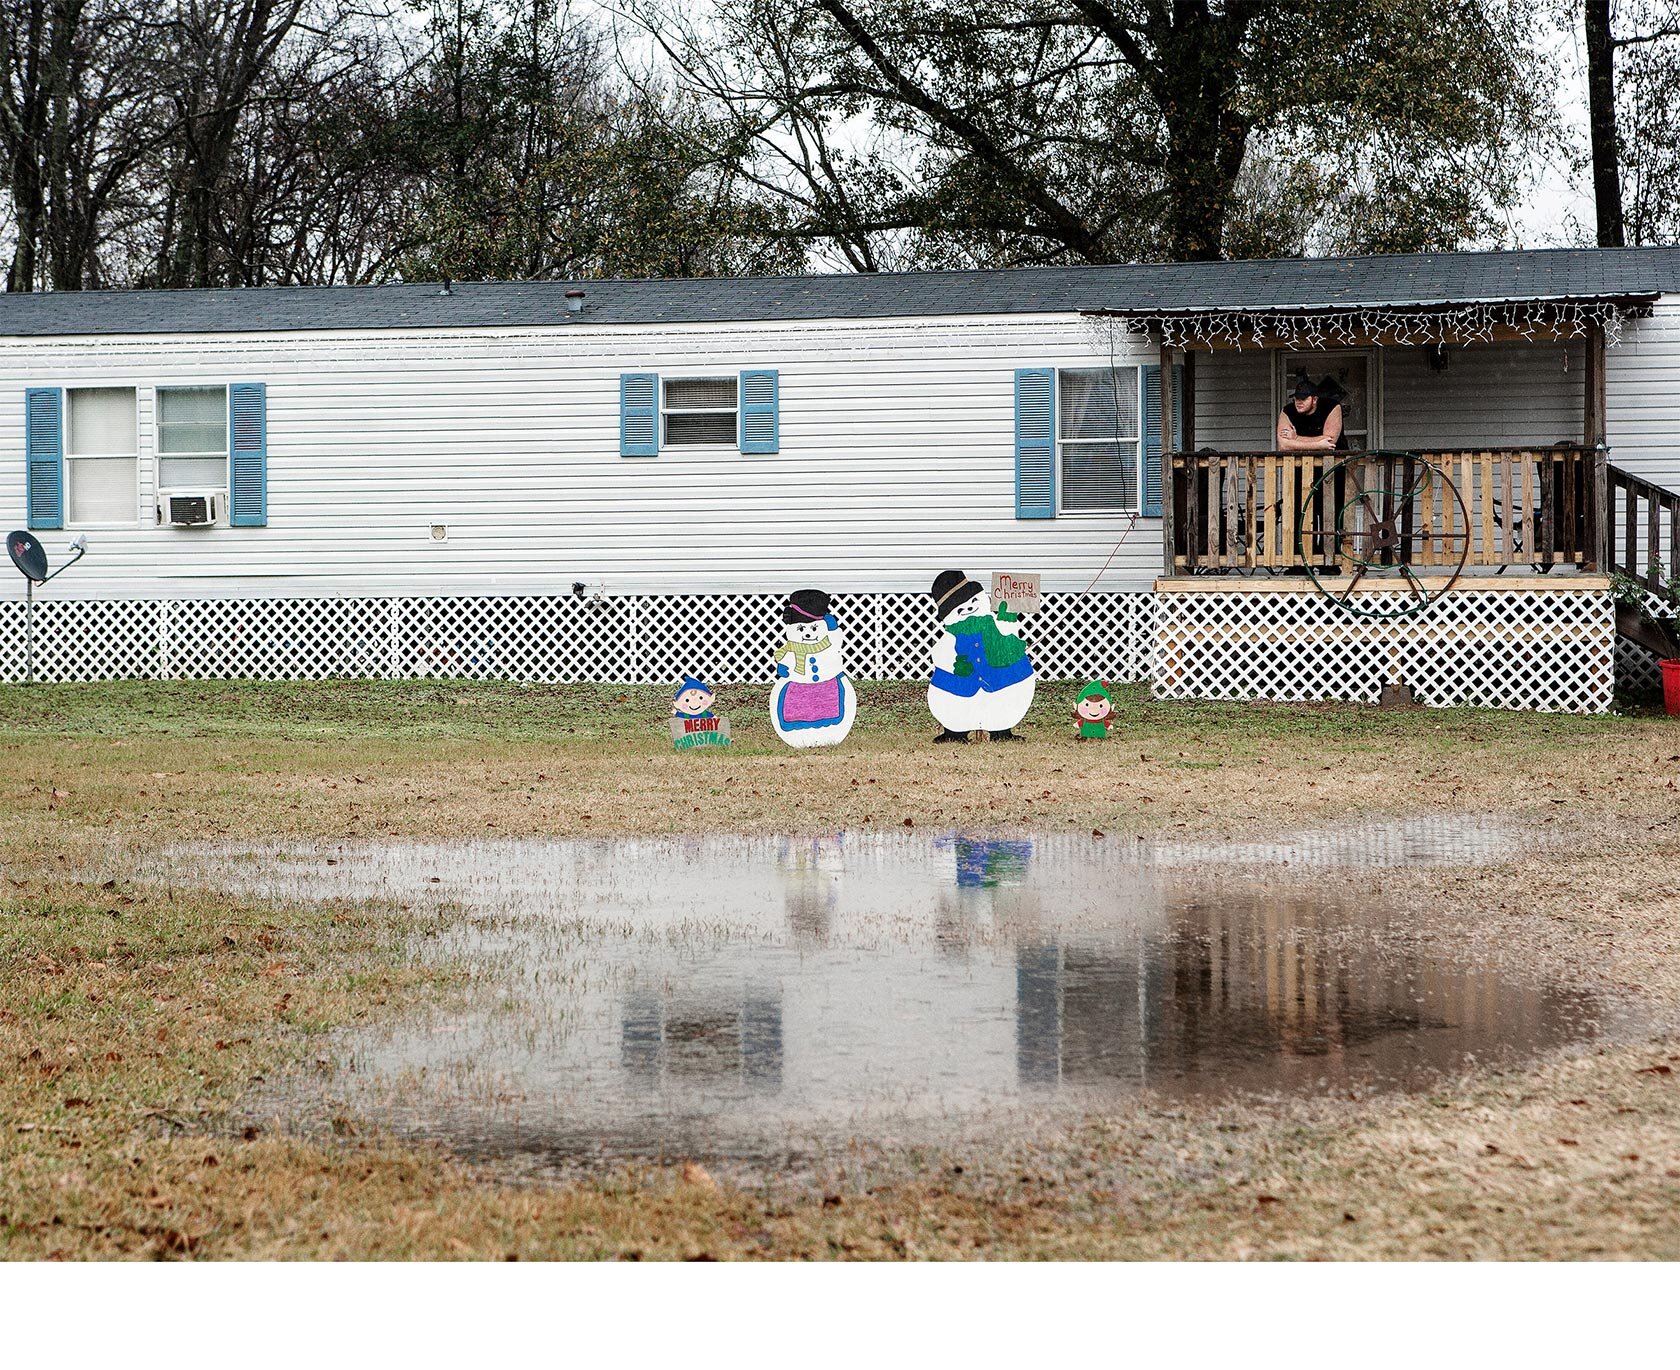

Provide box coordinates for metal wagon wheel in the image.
[1295,452,1471,620]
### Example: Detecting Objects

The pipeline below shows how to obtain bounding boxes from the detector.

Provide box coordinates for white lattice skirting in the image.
[0,591,1157,687]
[0,585,1634,711]
[1152,582,1616,714]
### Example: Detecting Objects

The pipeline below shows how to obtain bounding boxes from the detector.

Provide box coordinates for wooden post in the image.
[1159,341,1175,456]
[1586,321,1608,571]
[1161,451,1177,574]
[1181,350,1196,451]
[1160,337,1176,574]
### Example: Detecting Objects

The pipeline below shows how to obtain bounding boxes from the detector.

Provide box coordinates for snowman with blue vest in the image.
[927,570,1036,743]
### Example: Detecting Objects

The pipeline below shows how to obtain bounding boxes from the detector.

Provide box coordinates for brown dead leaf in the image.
[680,1161,718,1191]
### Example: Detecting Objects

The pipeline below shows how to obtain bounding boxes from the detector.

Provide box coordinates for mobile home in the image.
[4,248,1678,707]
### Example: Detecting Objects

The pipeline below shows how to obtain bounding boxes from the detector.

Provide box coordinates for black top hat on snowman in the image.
[930,570,982,622]
[784,588,832,624]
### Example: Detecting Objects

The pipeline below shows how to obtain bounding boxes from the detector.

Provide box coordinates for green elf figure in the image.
[1073,680,1115,740]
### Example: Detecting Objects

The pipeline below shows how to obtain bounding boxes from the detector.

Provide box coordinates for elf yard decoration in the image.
[927,570,1037,742]
[1073,682,1115,740]
[770,588,856,747]
[671,675,731,749]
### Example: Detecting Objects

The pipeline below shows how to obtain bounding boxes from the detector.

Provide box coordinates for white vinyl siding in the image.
[65,386,137,525]
[1,307,1670,602]
[1058,367,1140,512]
[1192,343,1592,454]
[1607,298,1680,487]
[1384,341,1584,449]
[1192,350,1274,449]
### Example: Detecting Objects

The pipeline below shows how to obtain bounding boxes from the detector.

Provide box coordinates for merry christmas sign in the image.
[990,571,1041,617]
[671,676,732,749]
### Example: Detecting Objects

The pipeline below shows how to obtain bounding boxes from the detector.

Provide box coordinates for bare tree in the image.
[627,0,1552,266]
[0,1,161,289]
[1582,0,1680,246]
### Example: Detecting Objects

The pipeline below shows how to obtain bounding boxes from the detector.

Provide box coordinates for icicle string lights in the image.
[1093,300,1627,351]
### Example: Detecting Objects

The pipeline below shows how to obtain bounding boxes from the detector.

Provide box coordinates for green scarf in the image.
[779,635,832,673]
[944,614,1026,669]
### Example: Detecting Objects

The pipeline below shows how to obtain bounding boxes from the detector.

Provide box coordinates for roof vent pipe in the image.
[565,288,585,317]
[439,277,452,297]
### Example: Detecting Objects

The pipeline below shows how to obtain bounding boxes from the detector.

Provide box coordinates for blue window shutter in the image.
[25,387,64,530]
[228,383,267,527]
[1014,368,1055,518]
[739,369,779,453]
[620,373,658,457]
[1141,363,1181,518]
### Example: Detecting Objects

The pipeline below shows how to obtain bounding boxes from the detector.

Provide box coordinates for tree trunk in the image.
[5,0,50,291]
[44,1,80,290]
[1585,0,1624,247]
[1155,11,1250,261]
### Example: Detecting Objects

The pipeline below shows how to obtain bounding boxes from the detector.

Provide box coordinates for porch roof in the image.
[1078,246,1679,318]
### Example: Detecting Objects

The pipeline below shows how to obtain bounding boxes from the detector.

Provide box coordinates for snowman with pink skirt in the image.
[770,588,857,748]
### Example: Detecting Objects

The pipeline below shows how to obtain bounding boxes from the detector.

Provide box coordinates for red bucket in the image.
[1663,659,1680,717]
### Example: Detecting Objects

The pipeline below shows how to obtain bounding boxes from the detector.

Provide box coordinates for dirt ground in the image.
[1,679,1676,1259]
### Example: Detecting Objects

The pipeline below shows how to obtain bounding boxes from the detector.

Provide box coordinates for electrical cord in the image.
[1081,319,1146,594]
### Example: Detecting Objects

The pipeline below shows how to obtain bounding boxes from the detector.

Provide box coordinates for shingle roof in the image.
[2,247,1677,336]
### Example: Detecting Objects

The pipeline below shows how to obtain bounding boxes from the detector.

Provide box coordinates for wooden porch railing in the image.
[1164,446,1603,575]
[1605,465,1680,598]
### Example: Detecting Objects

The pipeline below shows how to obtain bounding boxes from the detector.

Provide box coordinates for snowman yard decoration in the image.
[770,588,856,747]
[927,570,1036,742]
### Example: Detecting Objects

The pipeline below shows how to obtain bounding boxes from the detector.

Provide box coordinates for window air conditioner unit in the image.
[158,490,223,527]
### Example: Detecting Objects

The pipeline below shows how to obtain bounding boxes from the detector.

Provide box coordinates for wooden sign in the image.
[671,675,730,749]
[671,715,731,749]
[928,569,1037,743]
[990,571,1041,616]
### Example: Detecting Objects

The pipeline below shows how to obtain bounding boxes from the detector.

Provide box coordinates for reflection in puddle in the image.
[165,818,1599,1164]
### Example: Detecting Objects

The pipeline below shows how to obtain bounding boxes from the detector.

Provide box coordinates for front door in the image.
[1277,350,1377,450]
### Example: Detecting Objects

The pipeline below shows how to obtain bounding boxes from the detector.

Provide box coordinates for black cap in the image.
[1292,377,1316,399]
[931,569,981,620]
[784,588,832,624]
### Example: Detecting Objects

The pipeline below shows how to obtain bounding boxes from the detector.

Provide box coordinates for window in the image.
[663,377,737,446]
[65,387,137,524]
[158,385,228,489]
[1058,367,1139,512]
[1277,350,1376,450]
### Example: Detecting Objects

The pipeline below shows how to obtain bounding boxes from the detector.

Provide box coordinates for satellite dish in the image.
[7,530,47,583]
[7,529,88,685]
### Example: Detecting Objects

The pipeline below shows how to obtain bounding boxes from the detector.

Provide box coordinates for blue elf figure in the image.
[672,676,717,720]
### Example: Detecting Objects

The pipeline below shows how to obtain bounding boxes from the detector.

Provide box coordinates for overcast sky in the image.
[597,3,1603,255]
[1506,22,1596,247]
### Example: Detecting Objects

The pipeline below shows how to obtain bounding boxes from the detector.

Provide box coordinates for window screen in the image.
[67,456,135,523]
[1058,368,1139,512]
[66,387,137,524]
[158,386,229,488]
[68,387,136,456]
[665,376,738,446]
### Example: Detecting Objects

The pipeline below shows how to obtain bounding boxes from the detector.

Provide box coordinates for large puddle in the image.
[163,818,1602,1166]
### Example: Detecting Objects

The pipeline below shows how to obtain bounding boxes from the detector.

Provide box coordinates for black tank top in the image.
[1281,398,1347,448]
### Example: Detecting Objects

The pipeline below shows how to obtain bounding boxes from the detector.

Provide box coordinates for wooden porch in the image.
[1140,306,1619,584]
[1161,445,1605,578]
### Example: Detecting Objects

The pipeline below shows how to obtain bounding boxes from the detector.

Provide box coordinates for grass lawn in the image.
[2,679,1677,1259]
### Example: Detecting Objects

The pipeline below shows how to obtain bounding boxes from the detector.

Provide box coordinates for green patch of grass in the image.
[0,676,1643,754]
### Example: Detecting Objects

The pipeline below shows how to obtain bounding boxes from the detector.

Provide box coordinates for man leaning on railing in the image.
[1276,378,1347,452]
